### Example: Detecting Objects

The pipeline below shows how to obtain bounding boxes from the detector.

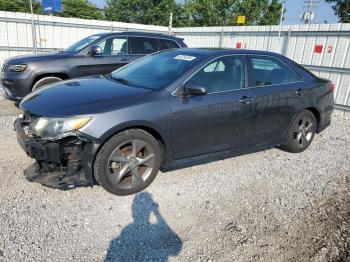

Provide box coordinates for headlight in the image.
[29,116,92,140]
[8,64,27,72]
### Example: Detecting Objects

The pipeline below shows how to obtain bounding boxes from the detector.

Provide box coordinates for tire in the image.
[32,76,62,91]
[280,110,317,153]
[94,129,162,196]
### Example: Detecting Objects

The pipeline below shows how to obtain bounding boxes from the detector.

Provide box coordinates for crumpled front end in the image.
[14,113,100,190]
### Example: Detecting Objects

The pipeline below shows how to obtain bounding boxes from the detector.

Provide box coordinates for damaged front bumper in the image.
[15,116,100,190]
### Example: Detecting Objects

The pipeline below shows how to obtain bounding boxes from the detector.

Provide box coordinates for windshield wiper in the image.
[111,77,133,86]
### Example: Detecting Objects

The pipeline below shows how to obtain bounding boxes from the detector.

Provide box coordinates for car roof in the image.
[94,31,183,41]
[167,48,283,58]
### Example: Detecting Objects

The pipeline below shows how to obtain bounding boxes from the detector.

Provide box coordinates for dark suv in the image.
[1,31,186,102]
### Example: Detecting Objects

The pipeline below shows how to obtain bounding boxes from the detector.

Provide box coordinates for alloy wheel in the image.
[292,115,315,149]
[107,139,155,190]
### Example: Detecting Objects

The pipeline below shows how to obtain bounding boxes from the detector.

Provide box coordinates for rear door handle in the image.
[295,89,304,96]
[238,96,255,104]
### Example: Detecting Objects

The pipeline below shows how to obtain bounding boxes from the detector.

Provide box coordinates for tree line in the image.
[0,0,348,26]
[0,0,284,25]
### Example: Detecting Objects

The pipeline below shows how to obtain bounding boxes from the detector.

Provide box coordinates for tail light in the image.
[330,82,335,92]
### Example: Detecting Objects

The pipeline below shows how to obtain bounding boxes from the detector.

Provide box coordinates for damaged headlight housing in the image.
[29,116,92,140]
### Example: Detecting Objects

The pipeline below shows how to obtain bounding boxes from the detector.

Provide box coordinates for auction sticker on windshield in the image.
[174,55,196,61]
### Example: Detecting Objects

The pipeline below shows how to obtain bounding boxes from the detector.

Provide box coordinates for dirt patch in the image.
[0,90,21,116]
[240,174,350,261]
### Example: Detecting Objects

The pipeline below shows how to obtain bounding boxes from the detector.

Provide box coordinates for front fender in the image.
[99,120,168,143]
[96,120,173,168]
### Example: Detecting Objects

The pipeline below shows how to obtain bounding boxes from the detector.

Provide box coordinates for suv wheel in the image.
[32,76,62,91]
[94,129,162,196]
[281,110,317,153]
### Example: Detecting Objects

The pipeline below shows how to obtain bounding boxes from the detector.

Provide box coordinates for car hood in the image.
[7,52,70,64]
[20,76,152,116]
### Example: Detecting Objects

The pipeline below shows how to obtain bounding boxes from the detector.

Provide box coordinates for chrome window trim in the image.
[185,79,304,96]
[250,80,303,88]
[125,35,180,44]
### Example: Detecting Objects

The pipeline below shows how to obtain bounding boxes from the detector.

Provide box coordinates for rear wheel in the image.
[94,129,162,196]
[281,110,317,153]
[32,76,62,91]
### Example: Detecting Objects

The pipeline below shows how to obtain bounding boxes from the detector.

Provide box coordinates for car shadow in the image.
[104,192,183,262]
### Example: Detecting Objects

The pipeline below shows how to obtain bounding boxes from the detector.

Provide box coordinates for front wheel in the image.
[32,76,62,91]
[94,129,162,196]
[280,110,317,153]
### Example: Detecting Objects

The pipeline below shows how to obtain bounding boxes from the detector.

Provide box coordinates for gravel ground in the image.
[0,92,349,262]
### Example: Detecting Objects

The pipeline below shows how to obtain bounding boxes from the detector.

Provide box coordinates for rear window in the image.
[291,61,318,79]
[158,39,180,50]
[250,56,301,86]
[131,37,159,54]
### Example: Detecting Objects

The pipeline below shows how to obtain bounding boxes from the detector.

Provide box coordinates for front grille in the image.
[1,63,8,73]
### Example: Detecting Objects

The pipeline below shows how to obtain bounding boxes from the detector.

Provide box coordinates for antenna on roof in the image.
[300,0,320,24]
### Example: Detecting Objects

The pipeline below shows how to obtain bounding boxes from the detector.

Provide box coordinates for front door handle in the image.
[238,96,255,104]
[295,89,304,96]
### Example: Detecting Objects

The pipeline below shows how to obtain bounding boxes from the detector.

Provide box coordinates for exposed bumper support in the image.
[24,162,92,190]
[15,117,100,190]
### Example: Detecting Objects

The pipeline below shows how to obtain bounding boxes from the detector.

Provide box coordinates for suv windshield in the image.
[111,51,203,90]
[64,35,101,53]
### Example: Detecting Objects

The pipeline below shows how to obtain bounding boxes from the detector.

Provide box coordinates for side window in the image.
[187,56,246,93]
[97,37,128,55]
[111,38,128,55]
[131,37,159,54]
[158,39,179,50]
[250,56,301,86]
[203,61,225,72]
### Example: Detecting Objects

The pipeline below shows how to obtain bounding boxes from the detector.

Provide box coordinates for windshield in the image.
[111,51,203,90]
[64,35,101,53]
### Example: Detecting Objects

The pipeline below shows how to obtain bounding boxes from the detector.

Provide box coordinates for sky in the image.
[90,0,339,25]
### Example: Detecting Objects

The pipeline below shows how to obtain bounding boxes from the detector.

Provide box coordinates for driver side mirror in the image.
[180,84,207,97]
[90,46,102,56]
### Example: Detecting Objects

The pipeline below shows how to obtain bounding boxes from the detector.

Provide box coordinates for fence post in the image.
[168,12,173,35]
[219,27,224,48]
[281,28,291,56]
[267,31,272,51]
[29,0,37,53]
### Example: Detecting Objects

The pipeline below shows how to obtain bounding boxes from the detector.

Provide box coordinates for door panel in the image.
[252,83,307,142]
[79,37,130,77]
[80,55,130,76]
[170,55,257,159]
[247,55,307,143]
[171,90,256,159]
